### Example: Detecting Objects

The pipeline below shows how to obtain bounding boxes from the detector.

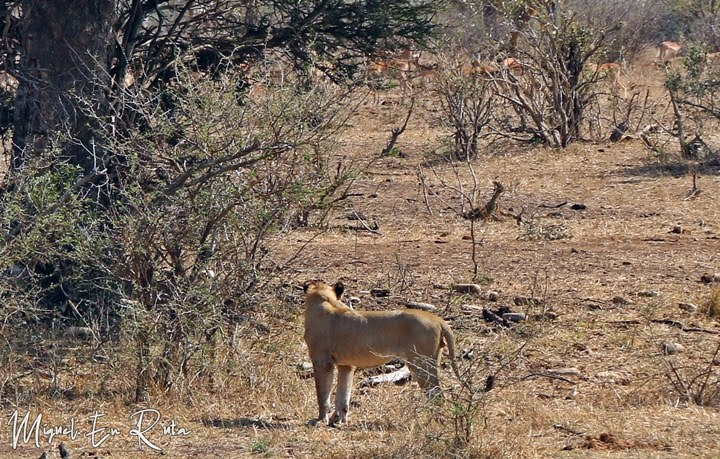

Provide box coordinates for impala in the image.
[657,41,682,61]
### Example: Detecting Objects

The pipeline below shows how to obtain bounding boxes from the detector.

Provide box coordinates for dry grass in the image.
[704,288,720,319]
[3,51,720,458]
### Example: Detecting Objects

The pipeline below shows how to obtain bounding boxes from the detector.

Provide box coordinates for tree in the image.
[11,1,116,177]
[1,0,438,175]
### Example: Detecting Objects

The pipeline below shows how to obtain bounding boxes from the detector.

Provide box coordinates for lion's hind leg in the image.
[407,350,442,398]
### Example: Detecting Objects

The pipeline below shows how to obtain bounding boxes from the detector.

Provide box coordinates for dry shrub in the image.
[0,63,356,402]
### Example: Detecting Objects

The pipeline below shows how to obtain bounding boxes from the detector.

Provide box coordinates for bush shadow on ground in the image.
[615,157,720,177]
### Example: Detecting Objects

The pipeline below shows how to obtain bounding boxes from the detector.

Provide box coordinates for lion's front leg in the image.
[329,365,355,426]
[310,357,335,426]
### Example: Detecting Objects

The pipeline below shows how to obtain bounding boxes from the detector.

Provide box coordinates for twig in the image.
[523,372,577,385]
[416,165,434,217]
[380,97,415,156]
[651,318,720,335]
[553,423,586,436]
[351,211,381,235]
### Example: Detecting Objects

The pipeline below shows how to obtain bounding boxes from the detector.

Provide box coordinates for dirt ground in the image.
[2,57,720,458]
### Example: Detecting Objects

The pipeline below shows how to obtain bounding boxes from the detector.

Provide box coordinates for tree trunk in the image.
[12,0,116,173]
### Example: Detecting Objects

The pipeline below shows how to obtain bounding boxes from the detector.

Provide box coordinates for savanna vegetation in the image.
[0,0,719,457]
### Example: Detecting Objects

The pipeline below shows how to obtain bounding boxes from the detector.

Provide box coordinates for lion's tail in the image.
[440,320,470,390]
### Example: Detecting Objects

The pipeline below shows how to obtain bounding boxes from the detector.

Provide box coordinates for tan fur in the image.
[303,280,461,426]
[589,62,627,97]
[657,41,682,61]
[366,49,419,103]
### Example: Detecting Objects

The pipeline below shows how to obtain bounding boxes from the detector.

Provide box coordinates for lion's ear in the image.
[333,281,345,299]
[303,280,312,293]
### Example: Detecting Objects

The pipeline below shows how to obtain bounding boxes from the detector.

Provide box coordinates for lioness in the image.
[303,279,462,426]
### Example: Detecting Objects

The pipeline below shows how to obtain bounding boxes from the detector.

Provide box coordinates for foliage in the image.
[661,43,720,159]
[0,66,355,399]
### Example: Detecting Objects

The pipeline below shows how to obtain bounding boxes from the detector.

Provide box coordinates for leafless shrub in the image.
[489,1,620,148]
[664,341,720,407]
[432,58,495,160]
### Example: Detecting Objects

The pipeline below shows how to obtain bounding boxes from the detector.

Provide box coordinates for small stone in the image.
[461,304,484,313]
[637,290,660,298]
[546,367,582,377]
[405,301,437,312]
[502,312,526,322]
[453,284,483,295]
[701,273,720,284]
[487,291,500,302]
[663,342,684,355]
[348,296,361,308]
[570,203,587,210]
[612,296,633,306]
[370,288,391,297]
[678,302,698,312]
[297,362,314,373]
[593,371,630,385]
[671,225,683,234]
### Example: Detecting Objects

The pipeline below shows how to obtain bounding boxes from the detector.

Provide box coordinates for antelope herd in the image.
[0,39,703,103]
[358,38,717,103]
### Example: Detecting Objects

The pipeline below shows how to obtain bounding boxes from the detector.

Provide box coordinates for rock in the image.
[678,302,698,312]
[65,327,93,339]
[671,225,683,234]
[612,296,633,306]
[453,284,483,295]
[546,367,582,377]
[59,443,70,459]
[486,291,500,302]
[405,301,437,312]
[637,290,660,298]
[701,273,720,284]
[514,296,542,307]
[593,371,630,385]
[663,342,684,355]
[370,288,391,297]
[502,312,526,322]
[570,203,587,210]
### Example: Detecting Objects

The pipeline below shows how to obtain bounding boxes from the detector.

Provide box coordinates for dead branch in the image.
[380,97,415,157]
[463,181,505,220]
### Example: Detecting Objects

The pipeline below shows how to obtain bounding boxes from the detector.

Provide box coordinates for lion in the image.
[302,279,463,426]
